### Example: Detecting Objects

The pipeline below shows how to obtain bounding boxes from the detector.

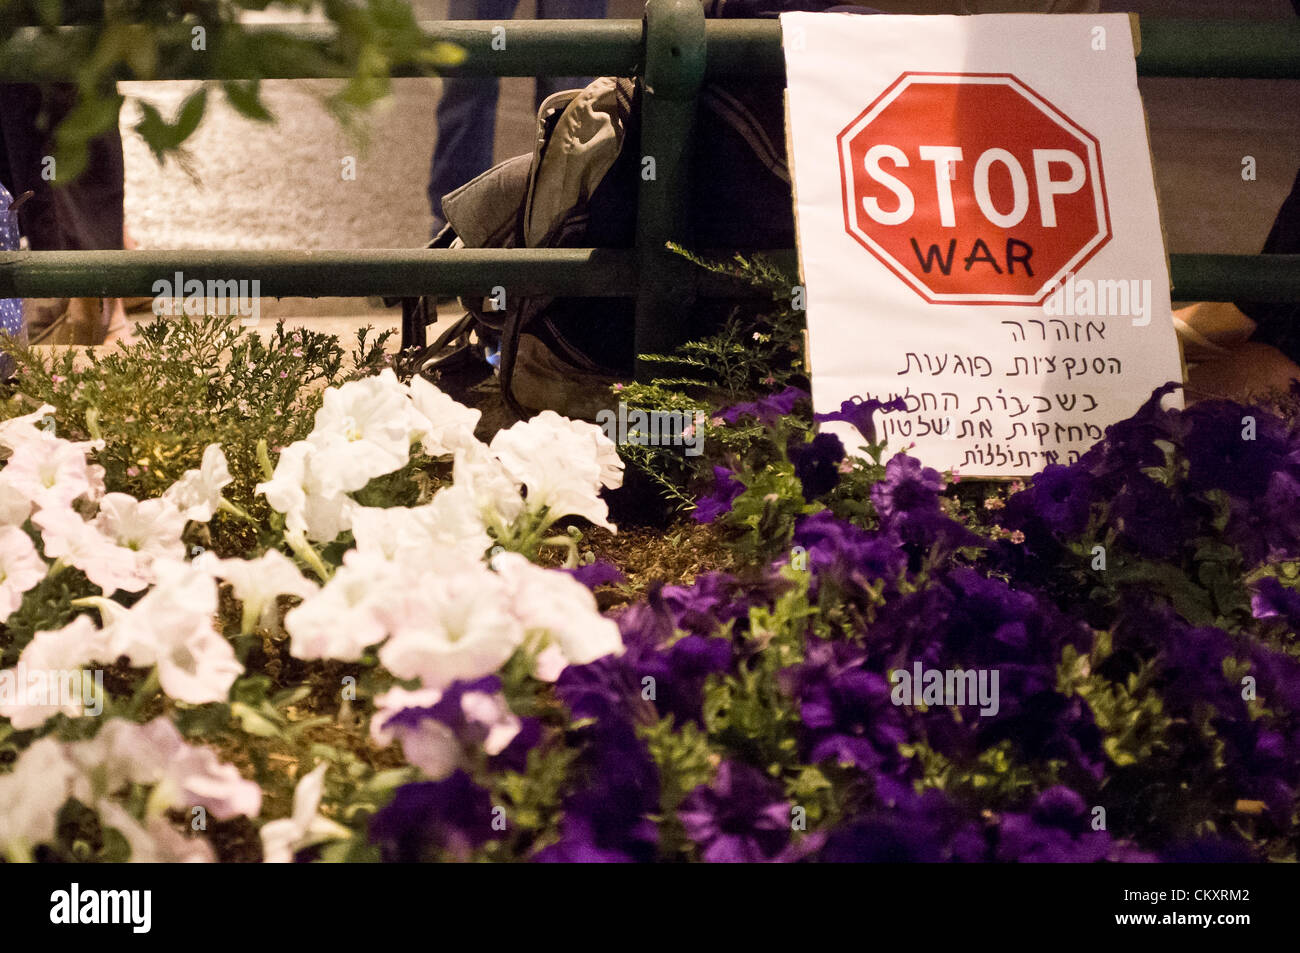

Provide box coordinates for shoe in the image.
[29,297,126,345]
[24,298,70,343]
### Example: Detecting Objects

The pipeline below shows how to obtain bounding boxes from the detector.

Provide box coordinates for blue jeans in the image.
[428,0,608,231]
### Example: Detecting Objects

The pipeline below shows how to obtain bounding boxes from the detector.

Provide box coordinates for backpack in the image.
[407,0,860,420]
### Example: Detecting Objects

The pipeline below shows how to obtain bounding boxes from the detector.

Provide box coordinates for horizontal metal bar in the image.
[1170,253,1300,303]
[0,249,639,298]
[2,250,1295,303]
[1136,19,1300,79]
[2,18,1297,82]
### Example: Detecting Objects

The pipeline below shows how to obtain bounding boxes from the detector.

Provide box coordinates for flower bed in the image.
[0,314,1297,863]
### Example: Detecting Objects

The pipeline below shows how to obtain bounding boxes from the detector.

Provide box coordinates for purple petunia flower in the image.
[718,386,808,427]
[789,432,846,500]
[678,761,793,862]
[871,455,984,558]
[1012,464,1096,538]
[992,786,1118,863]
[1251,576,1300,629]
[1077,381,1181,489]
[563,560,626,590]
[535,717,660,863]
[816,787,986,863]
[369,772,498,862]
[559,577,738,729]
[814,395,908,445]
[871,454,945,520]
[781,638,907,773]
[693,466,745,523]
[1182,400,1290,500]
[791,510,906,596]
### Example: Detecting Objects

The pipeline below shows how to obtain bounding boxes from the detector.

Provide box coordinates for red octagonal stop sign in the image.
[837,72,1111,305]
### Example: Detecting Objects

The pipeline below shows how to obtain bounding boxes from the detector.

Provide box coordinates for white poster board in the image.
[781,13,1183,477]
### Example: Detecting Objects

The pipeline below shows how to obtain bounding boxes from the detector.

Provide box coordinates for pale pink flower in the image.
[94,493,187,568]
[259,763,349,863]
[407,376,482,458]
[0,524,47,622]
[97,801,215,863]
[162,443,233,522]
[1,436,100,511]
[195,548,318,634]
[0,738,77,856]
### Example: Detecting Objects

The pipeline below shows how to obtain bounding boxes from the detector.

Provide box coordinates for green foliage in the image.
[614,248,809,512]
[704,578,814,772]
[0,0,465,177]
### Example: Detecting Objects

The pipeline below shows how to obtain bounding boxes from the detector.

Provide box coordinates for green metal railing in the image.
[1,6,1298,374]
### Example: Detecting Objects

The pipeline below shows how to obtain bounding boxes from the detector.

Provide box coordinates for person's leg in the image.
[0,84,126,344]
[428,0,521,230]
[49,93,125,254]
[0,83,66,251]
[533,0,607,108]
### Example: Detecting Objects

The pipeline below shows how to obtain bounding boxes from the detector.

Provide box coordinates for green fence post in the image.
[635,0,706,380]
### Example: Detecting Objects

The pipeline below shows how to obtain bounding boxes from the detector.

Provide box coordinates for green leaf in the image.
[230,701,282,738]
[222,80,274,123]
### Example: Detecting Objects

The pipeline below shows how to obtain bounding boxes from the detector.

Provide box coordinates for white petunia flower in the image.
[283,549,396,661]
[256,440,354,543]
[0,524,47,622]
[349,485,491,572]
[162,443,233,522]
[491,552,624,678]
[259,763,350,863]
[0,616,110,730]
[151,741,264,822]
[97,801,215,863]
[562,416,625,490]
[307,369,424,495]
[1,435,101,511]
[489,410,616,531]
[11,614,109,673]
[94,493,187,568]
[68,718,262,823]
[0,403,58,451]
[0,737,77,858]
[33,505,152,596]
[377,569,523,689]
[84,562,242,705]
[0,473,33,526]
[408,376,482,457]
[452,441,525,527]
[195,548,318,634]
